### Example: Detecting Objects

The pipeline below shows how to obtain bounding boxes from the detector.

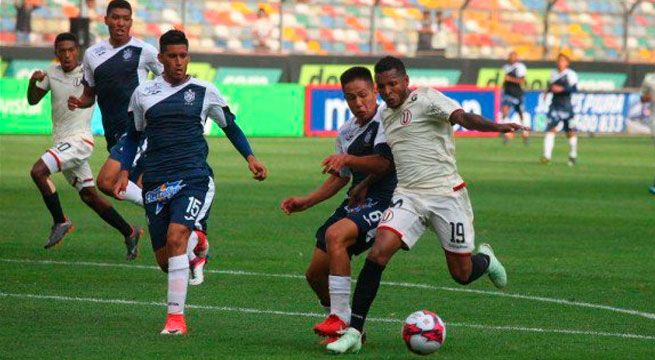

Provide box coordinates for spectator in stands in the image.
[417,10,446,56]
[14,0,39,45]
[252,7,273,53]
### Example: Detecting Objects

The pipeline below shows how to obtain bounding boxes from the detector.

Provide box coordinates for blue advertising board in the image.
[305,86,499,136]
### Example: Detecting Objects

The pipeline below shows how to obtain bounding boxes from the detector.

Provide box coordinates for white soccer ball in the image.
[402,310,446,355]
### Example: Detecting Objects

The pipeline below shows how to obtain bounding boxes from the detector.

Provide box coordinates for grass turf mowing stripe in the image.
[3,257,655,321]
[1,291,654,341]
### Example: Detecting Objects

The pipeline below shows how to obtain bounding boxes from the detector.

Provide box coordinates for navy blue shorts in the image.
[143,176,215,251]
[546,107,576,132]
[315,197,390,257]
[502,94,523,114]
[109,134,147,182]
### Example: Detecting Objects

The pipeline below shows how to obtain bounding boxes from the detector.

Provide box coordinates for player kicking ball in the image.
[327,56,526,354]
[27,32,141,253]
[280,67,396,344]
[114,30,267,335]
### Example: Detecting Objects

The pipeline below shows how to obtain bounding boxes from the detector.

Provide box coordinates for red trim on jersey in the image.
[453,182,467,192]
[82,139,94,147]
[443,248,472,257]
[377,225,403,240]
[46,150,61,171]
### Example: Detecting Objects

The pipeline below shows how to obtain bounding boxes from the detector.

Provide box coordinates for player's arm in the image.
[68,53,96,110]
[113,93,144,198]
[450,109,526,133]
[503,75,524,84]
[640,81,652,103]
[281,174,350,214]
[321,154,391,176]
[27,70,48,105]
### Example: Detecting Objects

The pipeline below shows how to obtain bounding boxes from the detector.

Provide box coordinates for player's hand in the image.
[247,155,267,181]
[280,196,310,214]
[68,96,83,111]
[497,123,529,133]
[30,70,46,82]
[113,170,130,200]
[348,184,368,208]
[321,154,350,175]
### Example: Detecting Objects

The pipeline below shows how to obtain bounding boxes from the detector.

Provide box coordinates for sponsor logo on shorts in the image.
[145,180,186,215]
[401,109,412,126]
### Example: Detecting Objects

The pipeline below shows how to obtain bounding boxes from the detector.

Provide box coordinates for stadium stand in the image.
[0,0,653,62]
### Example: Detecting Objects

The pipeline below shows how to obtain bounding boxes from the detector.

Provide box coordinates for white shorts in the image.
[378,184,475,255]
[41,138,95,192]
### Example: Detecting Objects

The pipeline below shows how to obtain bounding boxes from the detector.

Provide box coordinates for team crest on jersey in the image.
[184,89,196,105]
[145,180,186,215]
[401,109,412,126]
[364,129,373,143]
[122,48,133,60]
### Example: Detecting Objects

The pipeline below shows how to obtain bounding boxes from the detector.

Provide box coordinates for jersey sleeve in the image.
[81,52,95,88]
[640,74,654,97]
[144,44,163,76]
[334,125,351,178]
[373,121,393,161]
[127,88,146,131]
[35,69,51,91]
[203,84,229,128]
[516,63,527,78]
[567,70,579,89]
[426,88,462,122]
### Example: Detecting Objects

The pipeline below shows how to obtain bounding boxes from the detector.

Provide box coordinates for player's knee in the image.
[30,165,47,183]
[325,227,347,252]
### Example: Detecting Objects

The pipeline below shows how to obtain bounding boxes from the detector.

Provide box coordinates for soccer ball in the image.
[402,310,446,355]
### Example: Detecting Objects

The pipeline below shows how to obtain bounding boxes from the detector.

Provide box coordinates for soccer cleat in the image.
[477,243,507,289]
[193,230,209,258]
[124,225,143,261]
[313,314,348,337]
[540,157,551,165]
[320,336,340,345]
[44,219,75,249]
[160,313,187,335]
[649,185,655,195]
[568,157,577,166]
[189,256,207,286]
[326,327,363,354]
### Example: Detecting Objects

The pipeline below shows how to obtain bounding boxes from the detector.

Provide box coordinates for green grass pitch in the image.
[1,135,654,359]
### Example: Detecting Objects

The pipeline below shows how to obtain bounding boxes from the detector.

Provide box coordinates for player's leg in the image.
[543,110,558,163]
[501,102,514,144]
[565,117,578,166]
[305,247,331,311]
[98,136,143,205]
[517,102,530,143]
[33,148,74,248]
[161,222,192,335]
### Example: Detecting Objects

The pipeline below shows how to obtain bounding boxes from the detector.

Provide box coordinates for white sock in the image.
[329,275,351,323]
[568,135,578,158]
[123,181,143,206]
[544,132,555,159]
[167,255,189,315]
[187,231,198,262]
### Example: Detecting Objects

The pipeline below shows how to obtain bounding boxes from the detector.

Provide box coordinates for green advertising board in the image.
[5,60,53,79]
[215,67,282,85]
[0,78,52,134]
[187,62,217,82]
[477,67,627,91]
[0,58,7,77]
[0,78,304,137]
[299,64,460,86]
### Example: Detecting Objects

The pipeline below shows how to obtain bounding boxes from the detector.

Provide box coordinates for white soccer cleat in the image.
[326,327,363,354]
[478,243,507,289]
[189,257,206,286]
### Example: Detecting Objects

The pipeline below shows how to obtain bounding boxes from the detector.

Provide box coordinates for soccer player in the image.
[500,51,529,144]
[68,0,162,205]
[542,53,579,166]
[640,72,655,194]
[114,30,267,335]
[27,32,142,254]
[326,56,525,354]
[280,67,396,343]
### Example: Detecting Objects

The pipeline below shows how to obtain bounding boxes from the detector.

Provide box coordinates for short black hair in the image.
[159,30,189,52]
[107,0,132,16]
[54,32,78,47]
[340,66,373,87]
[374,56,407,76]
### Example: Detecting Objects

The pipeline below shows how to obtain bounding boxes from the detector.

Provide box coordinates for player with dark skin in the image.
[68,5,140,197]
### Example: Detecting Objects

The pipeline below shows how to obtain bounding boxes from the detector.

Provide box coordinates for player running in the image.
[327,56,525,354]
[280,67,396,344]
[639,72,655,194]
[542,53,579,166]
[500,51,529,145]
[68,0,162,206]
[27,32,141,254]
[114,30,267,335]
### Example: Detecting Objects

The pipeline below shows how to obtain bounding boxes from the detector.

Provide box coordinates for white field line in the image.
[1,291,653,341]
[2,258,655,321]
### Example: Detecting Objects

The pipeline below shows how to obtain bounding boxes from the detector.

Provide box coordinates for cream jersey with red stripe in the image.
[37,64,94,144]
[380,87,464,194]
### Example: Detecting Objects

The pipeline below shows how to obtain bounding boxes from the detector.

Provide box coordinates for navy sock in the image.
[455,253,490,285]
[350,259,386,332]
[98,207,133,237]
[43,192,65,224]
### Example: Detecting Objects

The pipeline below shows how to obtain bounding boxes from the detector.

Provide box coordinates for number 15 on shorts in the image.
[184,197,202,221]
